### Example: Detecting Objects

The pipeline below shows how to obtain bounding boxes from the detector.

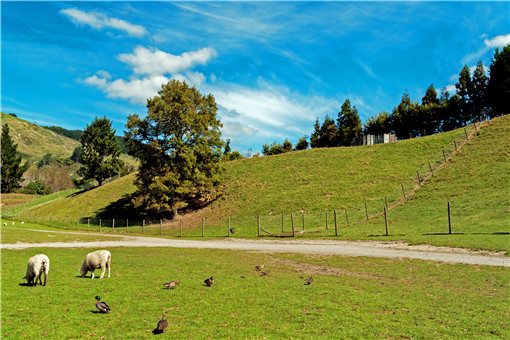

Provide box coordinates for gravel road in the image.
[2,228,508,267]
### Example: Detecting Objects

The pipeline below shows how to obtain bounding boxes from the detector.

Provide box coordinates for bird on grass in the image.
[255,264,265,271]
[229,227,235,234]
[204,276,214,287]
[305,276,314,285]
[154,315,168,334]
[95,296,110,313]
[260,270,270,276]
[163,280,179,289]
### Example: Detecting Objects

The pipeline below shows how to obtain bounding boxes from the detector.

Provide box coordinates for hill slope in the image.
[1,112,80,162]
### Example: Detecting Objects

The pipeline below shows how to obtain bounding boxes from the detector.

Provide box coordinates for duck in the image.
[155,314,168,334]
[163,280,179,289]
[204,276,214,287]
[95,296,110,313]
[255,264,264,271]
[229,227,235,234]
[260,270,270,276]
[305,276,314,285]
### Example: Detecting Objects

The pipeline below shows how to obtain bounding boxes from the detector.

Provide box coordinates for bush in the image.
[20,179,46,195]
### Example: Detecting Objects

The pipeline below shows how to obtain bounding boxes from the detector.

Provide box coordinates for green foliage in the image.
[43,126,83,141]
[125,80,224,216]
[71,146,83,163]
[222,139,244,161]
[78,117,124,187]
[337,99,362,146]
[262,139,293,156]
[364,111,391,135]
[487,44,510,117]
[1,124,29,193]
[20,179,46,195]
[294,136,309,150]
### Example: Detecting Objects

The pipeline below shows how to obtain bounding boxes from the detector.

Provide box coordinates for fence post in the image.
[228,216,231,237]
[464,128,468,138]
[202,218,205,237]
[385,196,388,210]
[282,213,284,232]
[160,219,162,236]
[257,215,260,237]
[402,183,406,198]
[443,150,447,162]
[429,161,433,172]
[454,140,457,151]
[365,202,369,220]
[77,219,79,230]
[180,219,182,237]
[448,201,452,234]
[112,219,115,233]
[334,210,338,236]
[384,207,389,236]
[302,213,305,231]
[99,219,101,232]
[417,171,421,185]
[326,212,328,229]
[291,214,295,237]
[50,216,52,228]
[345,208,349,225]
[142,220,145,234]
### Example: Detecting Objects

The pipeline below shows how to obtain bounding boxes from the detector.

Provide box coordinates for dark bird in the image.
[154,315,168,334]
[305,276,314,285]
[255,264,265,271]
[229,227,235,234]
[163,280,179,289]
[95,296,110,313]
[204,276,214,287]
[260,270,270,276]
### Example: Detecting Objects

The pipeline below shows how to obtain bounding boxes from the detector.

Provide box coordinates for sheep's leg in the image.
[43,271,47,286]
[99,264,105,279]
[107,258,111,278]
[91,271,95,279]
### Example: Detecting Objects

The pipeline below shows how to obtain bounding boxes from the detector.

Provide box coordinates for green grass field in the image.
[1,228,508,339]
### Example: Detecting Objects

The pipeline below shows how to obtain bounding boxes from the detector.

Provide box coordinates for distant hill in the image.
[1,112,80,163]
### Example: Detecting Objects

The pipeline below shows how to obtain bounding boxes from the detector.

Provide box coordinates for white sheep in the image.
[3,222,6,227]
[78,250,111,279]
[23,254,50,286]
[21,221,24,225]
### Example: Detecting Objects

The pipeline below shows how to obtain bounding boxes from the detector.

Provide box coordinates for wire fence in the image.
[1,122,494,239]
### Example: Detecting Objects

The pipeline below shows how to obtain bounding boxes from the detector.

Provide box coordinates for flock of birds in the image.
[93,265,313,334]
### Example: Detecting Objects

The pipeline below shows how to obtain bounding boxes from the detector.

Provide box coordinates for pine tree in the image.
[78,117,123,186]
[487,44,510,117]
[471,61,488,121]
[337,99,362,146]
[1,124,29,193]
[455,65,474,124]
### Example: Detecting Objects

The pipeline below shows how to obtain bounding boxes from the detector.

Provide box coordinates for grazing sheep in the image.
[78,250,111,279]
[21,221,24,225]
[3,222,6,227]
[23,254,50,286]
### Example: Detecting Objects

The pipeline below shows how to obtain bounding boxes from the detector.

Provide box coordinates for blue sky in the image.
[1,1,509,154]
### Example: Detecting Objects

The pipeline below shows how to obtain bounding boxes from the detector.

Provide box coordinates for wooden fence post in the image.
[160,219,162,236]
[302,213,305,231]
[281,213,284,233]
[429,161,433,172]
[365,202,369,220]
[180,219,182,237]
[257,215,260,237]
[291,214,295,237]
[443,150,447,162]
[454,140,457,151]
[142,220,145,234]
[416,171,421,184]
[385,196,388,210]
[202,218,205,237]
[228,216,231,237]
[345,208,349,225]
[402,183,406,198]
[448,201,452,234]
[464,128,468,138]
[326,212,328,229]
[384,207,389,236]
[334,210,338,236]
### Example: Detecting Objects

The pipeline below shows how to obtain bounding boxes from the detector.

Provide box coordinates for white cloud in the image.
[484,34,510,48]
[221,122,258,137]
[60,8,147,37]
[117,46,217,75]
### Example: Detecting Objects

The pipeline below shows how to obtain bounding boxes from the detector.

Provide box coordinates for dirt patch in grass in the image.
[272,258,385,279]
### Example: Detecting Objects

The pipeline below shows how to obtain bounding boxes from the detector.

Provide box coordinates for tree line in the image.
[262,44,509,155]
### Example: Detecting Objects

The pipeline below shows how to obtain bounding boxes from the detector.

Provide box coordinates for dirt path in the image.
[1,228,508,267]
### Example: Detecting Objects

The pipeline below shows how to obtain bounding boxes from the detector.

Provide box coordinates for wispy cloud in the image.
[60,8,147,37]
[484,34,510,48]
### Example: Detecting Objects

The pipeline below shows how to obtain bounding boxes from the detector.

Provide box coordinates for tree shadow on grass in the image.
[95,194,142,220]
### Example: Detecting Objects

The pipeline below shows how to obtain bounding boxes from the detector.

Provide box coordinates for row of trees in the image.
[262,44,509,155]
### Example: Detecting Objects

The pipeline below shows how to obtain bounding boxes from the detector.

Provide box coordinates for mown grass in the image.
[1,244,508,339]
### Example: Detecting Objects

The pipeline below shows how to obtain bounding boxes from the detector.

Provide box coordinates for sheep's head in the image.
[78,268,86,277]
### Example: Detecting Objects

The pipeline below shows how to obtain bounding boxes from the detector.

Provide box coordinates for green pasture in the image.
[2,241,508,339]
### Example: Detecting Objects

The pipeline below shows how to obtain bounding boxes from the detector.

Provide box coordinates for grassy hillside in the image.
[15,116,509,251]
[0,112,80,162]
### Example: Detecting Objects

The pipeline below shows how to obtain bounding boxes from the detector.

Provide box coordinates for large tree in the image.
[337,99,362,146]
[78,117,123,186]
[1,124,29,193]
[125,80,224,217]
[471,61,489,121]
[487,44,510,117]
